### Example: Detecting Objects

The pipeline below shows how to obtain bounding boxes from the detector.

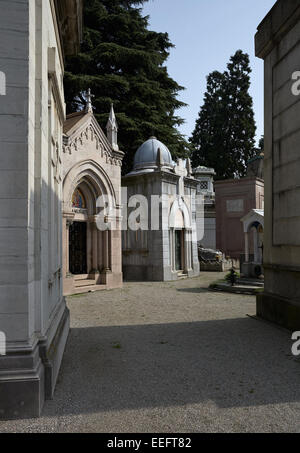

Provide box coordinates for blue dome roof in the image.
[133,137,173,171]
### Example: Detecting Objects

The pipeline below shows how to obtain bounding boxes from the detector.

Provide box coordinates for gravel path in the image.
[1,272,299,433]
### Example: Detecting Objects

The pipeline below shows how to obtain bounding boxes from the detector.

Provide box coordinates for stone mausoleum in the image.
[62,100,124,295]
[122,138,200,281]
[215,158,264,263]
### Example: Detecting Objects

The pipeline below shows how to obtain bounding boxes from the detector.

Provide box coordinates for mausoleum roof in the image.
[133,137,173,172]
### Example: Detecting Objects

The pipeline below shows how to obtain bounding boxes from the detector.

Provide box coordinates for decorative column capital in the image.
[66,219,73,228]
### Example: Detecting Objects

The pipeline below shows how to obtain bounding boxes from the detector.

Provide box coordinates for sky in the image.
[142,0,277,145]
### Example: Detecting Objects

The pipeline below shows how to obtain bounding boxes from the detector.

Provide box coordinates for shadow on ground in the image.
[43,317,299,417]
[176,287,217,294]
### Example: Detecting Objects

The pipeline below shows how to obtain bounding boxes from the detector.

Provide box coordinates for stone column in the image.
[253,228,258,263]
[92,222,98,272]
[64,217,74,277]
[184,230,189,272]
[104,229,111,271]
[169,230,172,270]
[187,230,192,270]
[97,230,103,272]
[87,220,92,274]
[244,232,249,263]
[171,229,175,271]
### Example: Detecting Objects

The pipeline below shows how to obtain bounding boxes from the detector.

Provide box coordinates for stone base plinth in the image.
[100,271,123,288]
[257,292,300,331]
[241,262,264,279]
[0,347,44,420]
[0,306,70,419]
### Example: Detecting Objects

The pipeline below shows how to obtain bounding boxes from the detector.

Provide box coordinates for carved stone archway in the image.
[169,198,193,276]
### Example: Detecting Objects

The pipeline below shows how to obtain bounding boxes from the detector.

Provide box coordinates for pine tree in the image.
[258,136,264,151]
[64,0,189,174]
[191,50,257,179]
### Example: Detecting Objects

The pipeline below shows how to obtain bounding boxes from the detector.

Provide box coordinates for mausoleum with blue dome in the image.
[132,137,174,173]
[122,137,200,281]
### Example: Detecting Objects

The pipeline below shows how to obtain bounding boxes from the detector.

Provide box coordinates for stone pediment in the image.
[63,112,123,167]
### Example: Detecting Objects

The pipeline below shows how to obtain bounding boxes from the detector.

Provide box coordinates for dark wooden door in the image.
[175,230,183,271]
[69,222,87,275]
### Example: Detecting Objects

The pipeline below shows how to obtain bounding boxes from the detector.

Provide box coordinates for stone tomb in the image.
[122,137,200,281]
[62,102,124,295]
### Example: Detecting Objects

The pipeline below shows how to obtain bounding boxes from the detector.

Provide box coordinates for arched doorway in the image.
[62,161,122,295]
[69,187,88,276]
[169,198,193,277]
[241,209,264,278]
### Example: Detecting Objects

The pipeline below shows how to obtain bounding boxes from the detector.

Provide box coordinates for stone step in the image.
[74,274,89,281]
[237,279,264,287]
[75,279,96,288]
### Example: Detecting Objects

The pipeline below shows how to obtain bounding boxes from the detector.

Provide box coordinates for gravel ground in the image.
[1,272,300,433]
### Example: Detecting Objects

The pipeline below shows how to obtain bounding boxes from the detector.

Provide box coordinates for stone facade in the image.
[215,177,264,261]
[241,209,264,278]
[0,0,82,418]
[193,166,216,250]
[255,0,300,330]
[122,138,199,281]
[62,105,124,295]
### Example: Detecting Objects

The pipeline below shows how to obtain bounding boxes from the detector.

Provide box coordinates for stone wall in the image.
[255,0,300,330]
[0,0,81,419]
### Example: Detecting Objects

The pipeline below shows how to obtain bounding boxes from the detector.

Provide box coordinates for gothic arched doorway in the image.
[62,161,122,295]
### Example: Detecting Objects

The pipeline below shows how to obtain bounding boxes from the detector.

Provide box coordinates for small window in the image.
[198,181,208,191]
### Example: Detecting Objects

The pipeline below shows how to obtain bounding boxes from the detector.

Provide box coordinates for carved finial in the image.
[106,103,119,151]
[107,103,118,128]
[186,158,192,177]
[156,147,164,169]
[86,88,94,113]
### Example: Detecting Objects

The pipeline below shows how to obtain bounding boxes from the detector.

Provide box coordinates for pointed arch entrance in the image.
[62,160,122,295]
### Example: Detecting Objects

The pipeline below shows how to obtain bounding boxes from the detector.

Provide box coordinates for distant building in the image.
[122,137,200,281]
[193,166,216,250]
[215,162,264,262]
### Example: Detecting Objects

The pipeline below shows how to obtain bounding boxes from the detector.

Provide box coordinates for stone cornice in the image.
[214,177,264,186]
[48,48,66,122]
[160,170,180,184]
[122,169,180,185]
[264,263,300,273]
[255,0,300,59]
[183,177,198,189]
[53,0,83,57]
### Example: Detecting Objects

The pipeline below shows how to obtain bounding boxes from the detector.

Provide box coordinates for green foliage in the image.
[190,50,257,179]
[64,0,190,174]
[258,135,264,151]
[225,271,240,282]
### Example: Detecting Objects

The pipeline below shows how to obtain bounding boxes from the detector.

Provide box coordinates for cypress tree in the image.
[191,50,257,179]
[64,0,189,174]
